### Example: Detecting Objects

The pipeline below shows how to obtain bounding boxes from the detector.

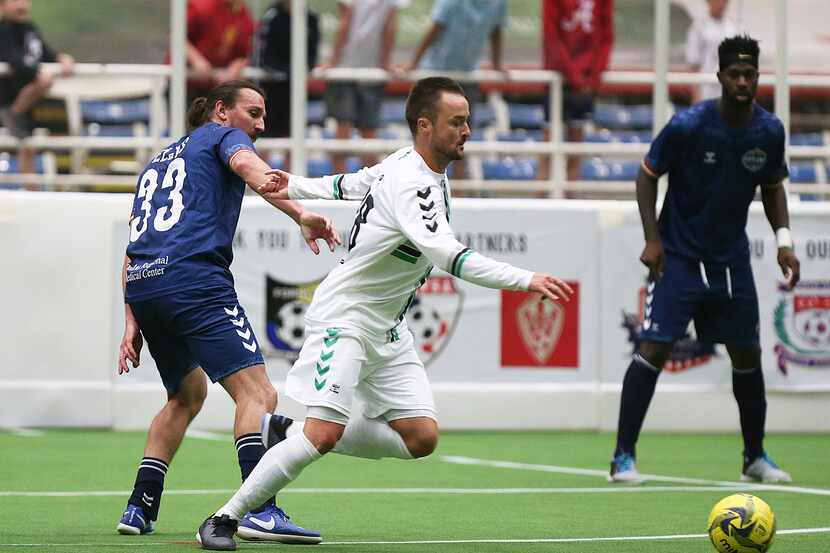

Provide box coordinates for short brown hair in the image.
[186,80,266,131]
[404,77,466,136]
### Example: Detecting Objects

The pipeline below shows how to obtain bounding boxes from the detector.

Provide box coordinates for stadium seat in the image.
[83,123,142,137]
[482,158,538,180]
[593,104,652,130]
[789,162,818,183]
[789,133,824,147]
[80,99,151,125]
[496,129,544,142]
[579,158,640,181]
[584,129,652,143]
[507,103,546,130]
[0,152,48,189]
[307,100,325,126]
[472,103,496,128]
[381,100,406,126]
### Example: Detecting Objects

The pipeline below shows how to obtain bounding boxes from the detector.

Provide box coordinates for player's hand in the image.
[298,210,342,254]
[640,240,665,281]
[778,247,800,290]
[258,169,291,199]
[118,324,143,375]
[528,273,574,303]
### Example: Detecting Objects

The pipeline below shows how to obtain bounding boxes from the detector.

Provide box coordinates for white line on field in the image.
[1,527,828,547]
[183,429,231,441]
[441,455,830,497]
[0,484,820,498]
[7,428,45,437]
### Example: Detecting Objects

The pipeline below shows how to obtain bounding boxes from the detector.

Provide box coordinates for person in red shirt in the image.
[184,0,256,101]
[540,0,614,183]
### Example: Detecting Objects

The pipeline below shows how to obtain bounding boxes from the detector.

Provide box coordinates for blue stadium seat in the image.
[789,162,818,183]
[472,103,496,128]
[496,129,544,142]
[789,133,823,147]
[80,99,151,124]
[381,101,406,126]
[508,103,546,129]
[482,158,538,180]
[307,158,333,178]
[579,158,640,180]
[307,100,325,126]
[82,123,139,137]
[584,129,652,143]
[593,104,652,130]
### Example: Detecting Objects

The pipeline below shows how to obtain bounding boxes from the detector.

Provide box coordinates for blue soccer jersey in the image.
[125,123,256,301]
[643,100,788,264]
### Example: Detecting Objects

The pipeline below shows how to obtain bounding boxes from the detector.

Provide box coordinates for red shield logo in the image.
[501,282,579,368]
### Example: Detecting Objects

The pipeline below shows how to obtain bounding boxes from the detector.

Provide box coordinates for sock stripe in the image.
[633,352,662,373]
[236,442,262,453]
[138,464,168,476]
[140,457,169,471]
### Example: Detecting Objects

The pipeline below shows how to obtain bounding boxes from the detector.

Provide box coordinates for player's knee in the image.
[405,425,439,459]
[304,421,344,455]
[262,385,278,412]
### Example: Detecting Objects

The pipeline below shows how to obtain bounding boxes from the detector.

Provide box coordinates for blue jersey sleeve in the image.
[218,128,256,168]
[761,120,789,186]
[643,116,685,177]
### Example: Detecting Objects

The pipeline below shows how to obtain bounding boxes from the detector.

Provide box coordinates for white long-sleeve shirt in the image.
[289,146,534,337]
[685,13,737,101]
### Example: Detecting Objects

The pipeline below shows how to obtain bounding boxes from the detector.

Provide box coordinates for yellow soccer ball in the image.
[707,493,776,553]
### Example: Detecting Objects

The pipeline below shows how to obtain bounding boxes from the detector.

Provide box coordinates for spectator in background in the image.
[540,0,614,184]
[323,0,407,174]
[0,0,74,179]
[406,0,507,182]
[258,0,320,140]
[685,0,736,103]
[183,0,255,103]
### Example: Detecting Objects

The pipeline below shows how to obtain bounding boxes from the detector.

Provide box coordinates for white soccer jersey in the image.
[288,146,533,337]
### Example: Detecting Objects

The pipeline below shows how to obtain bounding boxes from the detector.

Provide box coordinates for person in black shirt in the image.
[0,0,74,176]
[257,0,320,139]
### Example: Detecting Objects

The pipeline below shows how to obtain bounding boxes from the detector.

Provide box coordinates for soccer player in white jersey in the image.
[196,77,573,550]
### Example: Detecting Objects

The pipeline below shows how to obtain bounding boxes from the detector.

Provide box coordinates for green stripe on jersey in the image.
[332,175,344,200]
[391,249,418,264]
[452,250,474,277]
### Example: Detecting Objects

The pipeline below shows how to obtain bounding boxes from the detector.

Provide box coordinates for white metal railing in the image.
[2,64,830,197]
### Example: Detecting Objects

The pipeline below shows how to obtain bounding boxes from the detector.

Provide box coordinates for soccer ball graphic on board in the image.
[707,494,776,553]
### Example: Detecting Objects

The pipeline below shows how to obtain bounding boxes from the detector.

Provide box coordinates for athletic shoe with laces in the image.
[197,514,238,551]
[741,452,792,483]
[237,504,322,544]
[260,412,294,450]
[116,503,155,535]
[607,452,645,484]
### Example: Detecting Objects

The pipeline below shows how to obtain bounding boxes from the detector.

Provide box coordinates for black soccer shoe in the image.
[196,514,238,551]
[261,413,294,450]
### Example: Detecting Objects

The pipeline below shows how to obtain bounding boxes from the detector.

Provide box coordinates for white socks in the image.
[333,415,413,460]
[215,432,320,520]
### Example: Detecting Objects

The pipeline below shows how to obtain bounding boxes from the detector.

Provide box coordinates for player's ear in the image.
[417,116,431,134]
[215,100,228,122]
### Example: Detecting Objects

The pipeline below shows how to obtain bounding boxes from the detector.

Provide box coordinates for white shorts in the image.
[285,324,436,421]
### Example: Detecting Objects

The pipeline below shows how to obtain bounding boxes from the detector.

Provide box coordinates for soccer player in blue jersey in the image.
[608,35,800,484]
[115,80,339,543]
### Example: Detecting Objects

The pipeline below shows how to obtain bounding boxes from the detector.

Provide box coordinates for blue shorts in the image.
[640,254,760,346]
[129,286,265,393]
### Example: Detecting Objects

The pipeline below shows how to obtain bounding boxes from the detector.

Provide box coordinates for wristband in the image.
[775,227,793,249]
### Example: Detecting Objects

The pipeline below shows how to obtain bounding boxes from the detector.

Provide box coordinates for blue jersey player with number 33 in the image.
[116,80,340,543]
[608,36,801,485]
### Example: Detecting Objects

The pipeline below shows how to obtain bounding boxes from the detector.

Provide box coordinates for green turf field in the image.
[1,430,827,552]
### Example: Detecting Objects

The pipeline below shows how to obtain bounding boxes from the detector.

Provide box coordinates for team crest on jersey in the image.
[265,275,324,361]
[773,280,830,374]
[622,283,716,372]
[741,148,767,173]
[406,276,463,366]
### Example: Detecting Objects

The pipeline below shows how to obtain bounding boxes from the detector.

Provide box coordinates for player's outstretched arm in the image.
[394,181,572,301]
[119,255,142,374]
[265,163,382,201]
[761,180,800,289]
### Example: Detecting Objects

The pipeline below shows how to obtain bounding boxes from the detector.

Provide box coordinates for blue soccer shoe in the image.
[237,504,322,544]
[116,503,155,535]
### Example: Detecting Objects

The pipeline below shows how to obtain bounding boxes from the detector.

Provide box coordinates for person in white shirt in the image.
[685,0,737,103]
[196,77,573,550]
[323,0,408,173]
